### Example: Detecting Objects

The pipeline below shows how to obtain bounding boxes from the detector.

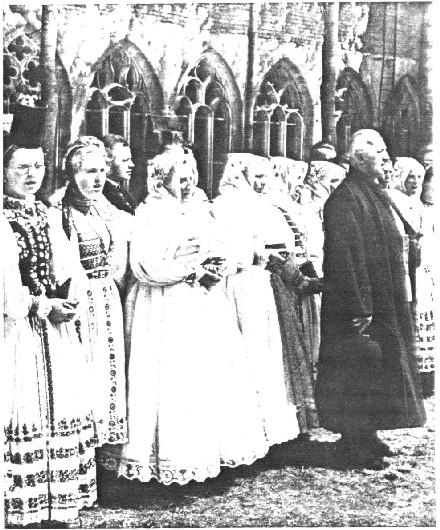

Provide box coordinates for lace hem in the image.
[97,446,269,485]
[97,451,221,485]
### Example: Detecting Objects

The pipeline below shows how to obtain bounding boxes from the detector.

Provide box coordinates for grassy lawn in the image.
[74,397,435,528]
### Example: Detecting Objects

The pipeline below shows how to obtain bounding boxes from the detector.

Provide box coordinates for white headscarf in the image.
[393,157,425,196]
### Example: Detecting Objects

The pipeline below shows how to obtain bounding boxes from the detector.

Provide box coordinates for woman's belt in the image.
[86,269,109,279]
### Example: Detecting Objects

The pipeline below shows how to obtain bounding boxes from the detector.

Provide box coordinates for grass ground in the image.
[74,397,435,528]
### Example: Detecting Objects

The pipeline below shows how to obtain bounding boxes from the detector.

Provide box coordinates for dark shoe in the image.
[369,439,399,457]
[337,439,389,470]
[364,434,399,457]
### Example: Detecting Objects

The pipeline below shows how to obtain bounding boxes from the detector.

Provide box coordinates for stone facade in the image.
[3,3,433,192]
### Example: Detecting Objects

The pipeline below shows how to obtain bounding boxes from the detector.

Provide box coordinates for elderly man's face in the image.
[354,136,390,181]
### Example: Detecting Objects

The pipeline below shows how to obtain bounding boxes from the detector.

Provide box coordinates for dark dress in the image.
[315,169,426,433]
[103,179,137,215]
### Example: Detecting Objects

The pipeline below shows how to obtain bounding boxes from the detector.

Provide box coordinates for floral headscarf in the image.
[218,153,256,194]
[393,157,425,196]
[302,161,346,206]
[147,144,199,202]
[273,158,309,200]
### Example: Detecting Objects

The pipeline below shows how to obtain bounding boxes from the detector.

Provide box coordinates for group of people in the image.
[3,102,434,528]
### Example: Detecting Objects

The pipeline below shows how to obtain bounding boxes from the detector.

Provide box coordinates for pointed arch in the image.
[90,38,164,114]
[253,58,314,160]
[336,67,373,155]
[3,33,71,190]
[177,47,242,150]
[85,39,165,201]
[175,48,241,198]
[383,75,420,159]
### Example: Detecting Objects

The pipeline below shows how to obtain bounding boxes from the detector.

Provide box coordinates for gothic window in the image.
[85,44,160,199]
[3,34,71,191]
[86,47,153,147]
[253,59,312,161]
[176,55,234,199]
[335,68,372,155]
[382,75,420,159]
[3,34,41,125]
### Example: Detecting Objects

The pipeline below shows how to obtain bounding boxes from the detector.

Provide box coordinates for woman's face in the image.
[404,170,423,196]
[4,147,45,199]
[223,160,247,190]
[73,149,107,200]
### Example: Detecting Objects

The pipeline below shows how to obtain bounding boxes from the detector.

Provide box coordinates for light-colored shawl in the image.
[393,157,425,196]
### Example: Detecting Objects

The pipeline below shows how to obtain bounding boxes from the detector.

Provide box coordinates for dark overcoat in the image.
[315,169,426,433]
[103,179,137,215]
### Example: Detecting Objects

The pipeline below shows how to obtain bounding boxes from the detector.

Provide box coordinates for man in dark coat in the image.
[102,134,137,215]
[315,129,426,467]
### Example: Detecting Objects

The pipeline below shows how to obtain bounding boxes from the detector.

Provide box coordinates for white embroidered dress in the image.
[109,184,269,485]
[212,177,299,446]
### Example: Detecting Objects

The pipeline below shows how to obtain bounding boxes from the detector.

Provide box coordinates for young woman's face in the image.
[73,150,107,200]
[404,170,423,196]
[4,147,45,199]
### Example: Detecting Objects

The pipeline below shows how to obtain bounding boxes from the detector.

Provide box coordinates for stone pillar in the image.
[321,2,338,146]
[244,3,255,152]
[418,2,433,149]
[40,5,59,197]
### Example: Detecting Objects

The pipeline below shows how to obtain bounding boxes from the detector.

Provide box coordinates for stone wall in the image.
[3,3,431,149]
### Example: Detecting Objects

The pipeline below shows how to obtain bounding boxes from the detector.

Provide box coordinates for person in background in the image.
[315,129,426,469]
[334,154,350,175]
[378,159,393,189]
[309,141,337,163]
[101,134,137,215]
[299,161,346,277]
[4,105,97,527]
[392,157,436,398]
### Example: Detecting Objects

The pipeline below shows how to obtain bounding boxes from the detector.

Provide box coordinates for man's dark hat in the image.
[8,102,47,150]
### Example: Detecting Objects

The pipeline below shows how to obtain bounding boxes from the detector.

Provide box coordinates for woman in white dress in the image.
[110,143,269,485]
[3,119,97,527]
[212,153,300,446]
[60,136,129,447]
[391,157,436,397]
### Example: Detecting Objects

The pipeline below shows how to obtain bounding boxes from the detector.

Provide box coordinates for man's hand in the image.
[352,316,372,334]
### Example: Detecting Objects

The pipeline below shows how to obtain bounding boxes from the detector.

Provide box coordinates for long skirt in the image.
[225,267,299,445]
[4,316,97,526]
[99,280,269,485]
[268,271,319,433]
[414,264,436,397]
[77,276,128,446]
[300,294,321,381]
